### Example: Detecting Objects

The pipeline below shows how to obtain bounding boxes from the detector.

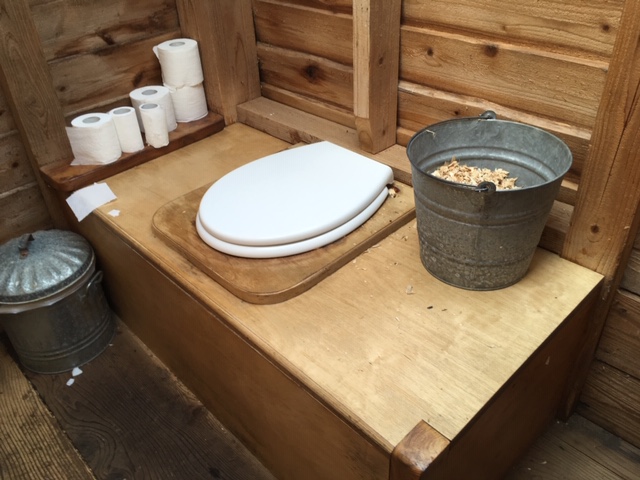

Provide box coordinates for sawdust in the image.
[431,158,520,190]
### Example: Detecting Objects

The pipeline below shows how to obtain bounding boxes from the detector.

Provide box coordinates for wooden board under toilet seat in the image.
[152,182,415,304]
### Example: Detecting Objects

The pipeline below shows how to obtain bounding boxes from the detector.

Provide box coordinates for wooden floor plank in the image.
[4,312,639,480]
[507,415,640,480]
[17,320,276,480]
[561,415,640,479]
[0,338,95,480]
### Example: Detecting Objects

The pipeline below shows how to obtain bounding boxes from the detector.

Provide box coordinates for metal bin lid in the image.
[0,230,94,304]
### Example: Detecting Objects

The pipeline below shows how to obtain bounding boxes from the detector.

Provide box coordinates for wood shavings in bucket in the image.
[431,158,520,190]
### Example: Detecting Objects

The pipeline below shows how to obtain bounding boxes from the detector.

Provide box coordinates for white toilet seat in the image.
[196,186,389,258]
[197,141,394,258]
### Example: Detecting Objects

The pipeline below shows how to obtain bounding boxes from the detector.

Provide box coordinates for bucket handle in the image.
[470,111,497,194]
[18,233,34,258]
[474,181,497,193]
[81,271,104,300]
[479,110,497,120]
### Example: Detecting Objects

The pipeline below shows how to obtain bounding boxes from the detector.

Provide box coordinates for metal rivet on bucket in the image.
[406,112,572,290]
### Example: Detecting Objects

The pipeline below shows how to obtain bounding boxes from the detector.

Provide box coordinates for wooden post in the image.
[560,0,640,415]
[353,0,401,153]
[0,0,70,228]
[176,0,261,125]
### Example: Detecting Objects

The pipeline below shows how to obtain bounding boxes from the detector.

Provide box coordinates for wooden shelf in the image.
[40,111,225,193]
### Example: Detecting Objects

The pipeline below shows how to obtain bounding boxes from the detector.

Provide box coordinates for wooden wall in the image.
[1,0,639,455]
[579,230,640,447]
[253,0,355,128]
[0,0,178,244]
[251,0,640,450]
[0,81,51,244]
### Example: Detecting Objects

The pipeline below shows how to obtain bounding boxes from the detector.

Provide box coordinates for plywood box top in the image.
[89,123,603,452]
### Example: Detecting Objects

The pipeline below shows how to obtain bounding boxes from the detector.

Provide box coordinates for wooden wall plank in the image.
[353,0,401,153]
[561,0,640,415]
[0,0,70,167]
[254,0,353,66]
[620,250,640,296]
[396,81,591,183]
[285,0,352,14]
[0,133,51,242]
[402,0,622,58]
[177,0,261,124]
[0,339,94,479]
[261,84,355,128]
[400,26,607,129]
[0,185,52,244]
[562,0,640,277]
[0,89,16,133]
[238,96,360,149]
[0,0,68,228]
[49,32,177,117]
[578,360,640,449]
[596,290,640,380]
[31,0,180,60]
[257,43,354,110]
[0,133,37,192]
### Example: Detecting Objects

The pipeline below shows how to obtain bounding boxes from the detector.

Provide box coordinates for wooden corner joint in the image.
[389,420,450,480]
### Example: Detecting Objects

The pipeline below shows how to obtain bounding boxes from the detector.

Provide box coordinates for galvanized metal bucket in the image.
[406,111,572,290]
[0,230,115,373]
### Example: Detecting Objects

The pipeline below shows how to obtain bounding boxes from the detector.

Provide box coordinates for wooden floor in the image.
[1,319,639,480]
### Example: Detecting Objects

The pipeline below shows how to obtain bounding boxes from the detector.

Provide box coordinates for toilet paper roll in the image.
[129,86,177,133]
[168,83,208,122]
[154,38,204,88]
[109,107,144,153]
[66,113,122,165]
[140,103,169,148]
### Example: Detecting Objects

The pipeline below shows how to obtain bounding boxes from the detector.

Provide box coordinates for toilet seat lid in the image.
[197,141,394,247]
[196,186,389,258]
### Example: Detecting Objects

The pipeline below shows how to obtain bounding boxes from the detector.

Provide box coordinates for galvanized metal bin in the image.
[406,111,572,290]
[0,230,115,373]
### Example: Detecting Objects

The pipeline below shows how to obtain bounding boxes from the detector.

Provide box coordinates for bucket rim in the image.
[406,113,573,192]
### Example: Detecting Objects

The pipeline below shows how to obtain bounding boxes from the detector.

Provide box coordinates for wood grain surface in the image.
[0,338,94,480]
[353,0,401,153]
[507,415,640,479]
[177,0,261,124]
[402,0,621,58]
[0,0,70,229]
[21,322,276,480]
[152,181,415,304]
[41,112,224,192]
[559,0,640,419]
[78,123,602,462]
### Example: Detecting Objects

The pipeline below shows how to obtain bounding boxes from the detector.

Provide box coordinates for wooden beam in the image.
[353,0,401,153]
[0,0,69,228]
[176,0,261,124]
[561,0,640,415]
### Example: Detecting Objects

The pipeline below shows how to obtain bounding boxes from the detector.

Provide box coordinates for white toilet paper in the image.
[153,38,209,123]
[139,103,169,148]
[168,83,208,122]
[129,86,177,133]
[66,113,122,165]
[154,38,204,88]
[109,107,144,153]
